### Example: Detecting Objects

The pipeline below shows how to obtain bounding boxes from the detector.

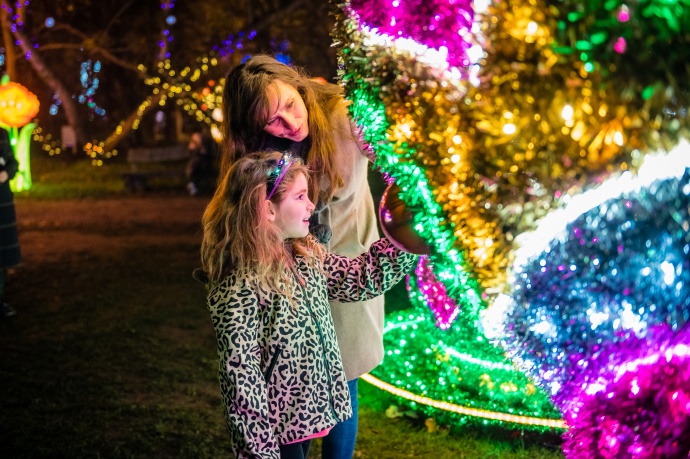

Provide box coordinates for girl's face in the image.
[263,80,309,142]
[270,173,315,239]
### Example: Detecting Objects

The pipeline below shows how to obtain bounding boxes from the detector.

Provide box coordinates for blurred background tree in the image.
[0,0,336,156]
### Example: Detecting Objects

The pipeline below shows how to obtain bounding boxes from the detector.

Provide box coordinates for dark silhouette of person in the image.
[0,128,20,317]
[185,127,217,196]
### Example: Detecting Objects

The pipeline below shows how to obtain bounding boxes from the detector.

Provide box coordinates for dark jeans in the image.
[0,268,6,299]
[321,378,359,459]
[279,439,311,459]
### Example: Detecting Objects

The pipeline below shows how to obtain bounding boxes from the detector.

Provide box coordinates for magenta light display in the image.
[413,256,460,330]
[492,163,690,458]
[347,0,475,68]
[561,326,690,458]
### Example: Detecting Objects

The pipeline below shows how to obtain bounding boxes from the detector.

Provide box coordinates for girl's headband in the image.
[266,152,294,200]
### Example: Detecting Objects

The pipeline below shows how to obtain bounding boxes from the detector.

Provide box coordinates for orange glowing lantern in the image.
[0,82,40,127]
[0,77,40,192]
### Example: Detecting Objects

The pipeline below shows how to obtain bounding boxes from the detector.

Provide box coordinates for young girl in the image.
[199,150,416,459]
[222,55,383,458]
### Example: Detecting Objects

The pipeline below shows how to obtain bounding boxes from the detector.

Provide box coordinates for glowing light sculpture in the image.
[0,75,39,192]
[332,0,690,445]
[332,0,564,430]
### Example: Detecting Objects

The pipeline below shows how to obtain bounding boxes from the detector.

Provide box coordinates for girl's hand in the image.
[0,171,8,184]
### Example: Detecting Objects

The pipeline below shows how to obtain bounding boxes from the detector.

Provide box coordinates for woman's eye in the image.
[287,101,294,110]
[267,118,277,126]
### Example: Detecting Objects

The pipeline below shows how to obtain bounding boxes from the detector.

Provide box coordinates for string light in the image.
[362,373,566,429]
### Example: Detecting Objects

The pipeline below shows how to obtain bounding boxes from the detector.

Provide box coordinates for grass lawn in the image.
[0,153,565,458]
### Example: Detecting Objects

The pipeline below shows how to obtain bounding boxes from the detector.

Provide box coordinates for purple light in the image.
[414,257,460,329]
[561,326,690,458]
[613,37,627,54]
[617,6,630,22]
[348,0,475,69]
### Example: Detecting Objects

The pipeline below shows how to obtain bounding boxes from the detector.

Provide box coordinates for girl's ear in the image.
[265,199,276,222]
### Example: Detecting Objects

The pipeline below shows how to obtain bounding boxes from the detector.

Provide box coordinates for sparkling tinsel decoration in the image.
[561,326,690,458]
[414,256,460,330]
[335,0,690,300]
[368,275,563,430]
[332,0,563,429]
[489,162,690,457]
[348,0,474,68]
[333,0,690,440]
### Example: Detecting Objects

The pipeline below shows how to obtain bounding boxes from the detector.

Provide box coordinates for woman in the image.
[221,55,384,459]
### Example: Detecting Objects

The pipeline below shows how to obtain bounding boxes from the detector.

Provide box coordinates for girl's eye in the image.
[267,118,277,126]
[297,194,304,200]
[287,101,294,110]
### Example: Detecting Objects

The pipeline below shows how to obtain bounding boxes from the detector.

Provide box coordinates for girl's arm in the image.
[324,238,417,302]
[209,278,280,459]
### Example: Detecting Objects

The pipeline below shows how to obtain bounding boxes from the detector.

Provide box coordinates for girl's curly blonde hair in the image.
[200,150,326,294]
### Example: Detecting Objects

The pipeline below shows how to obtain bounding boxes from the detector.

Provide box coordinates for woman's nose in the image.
[282,114,298,131]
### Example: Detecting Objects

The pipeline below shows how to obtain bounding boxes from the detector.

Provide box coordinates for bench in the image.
[122,144,190,192]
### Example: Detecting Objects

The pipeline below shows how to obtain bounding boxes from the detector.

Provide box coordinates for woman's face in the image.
[263,80,309,142]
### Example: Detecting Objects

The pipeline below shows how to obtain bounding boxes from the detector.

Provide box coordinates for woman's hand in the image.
[0,171,9,184]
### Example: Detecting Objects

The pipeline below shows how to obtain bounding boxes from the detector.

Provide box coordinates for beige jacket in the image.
[316,103,385,380]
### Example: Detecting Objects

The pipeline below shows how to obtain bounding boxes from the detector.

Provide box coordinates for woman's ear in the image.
[265,199,276,222]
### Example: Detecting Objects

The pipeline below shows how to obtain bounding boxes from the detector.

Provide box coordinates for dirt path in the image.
[15,195,210,266]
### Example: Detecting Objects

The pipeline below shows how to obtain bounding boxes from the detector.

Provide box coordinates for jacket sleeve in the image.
[208,278,279,459]
[324,238,417,302]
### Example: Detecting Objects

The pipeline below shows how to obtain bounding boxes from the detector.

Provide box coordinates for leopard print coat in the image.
[207,238,416,458]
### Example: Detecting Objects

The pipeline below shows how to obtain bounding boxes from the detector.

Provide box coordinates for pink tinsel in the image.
[414,256,460,329]
[560,326,690,459]
[348,0,475,69]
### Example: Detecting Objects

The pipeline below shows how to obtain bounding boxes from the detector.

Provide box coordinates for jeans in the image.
[280,439,312,459]
[321,378,359,459]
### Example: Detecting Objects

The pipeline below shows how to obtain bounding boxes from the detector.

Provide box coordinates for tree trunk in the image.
[0,0,87,154]
[0,7,16,81]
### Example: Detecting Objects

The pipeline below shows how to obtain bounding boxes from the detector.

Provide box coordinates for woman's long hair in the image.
[221,55,347,203]
[200,151,326,293]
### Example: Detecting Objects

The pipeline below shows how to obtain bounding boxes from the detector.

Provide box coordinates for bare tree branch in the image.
[98,0,309,153]
[0,0,87,149]
[0,7,16,80]
[40,23,150,77]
